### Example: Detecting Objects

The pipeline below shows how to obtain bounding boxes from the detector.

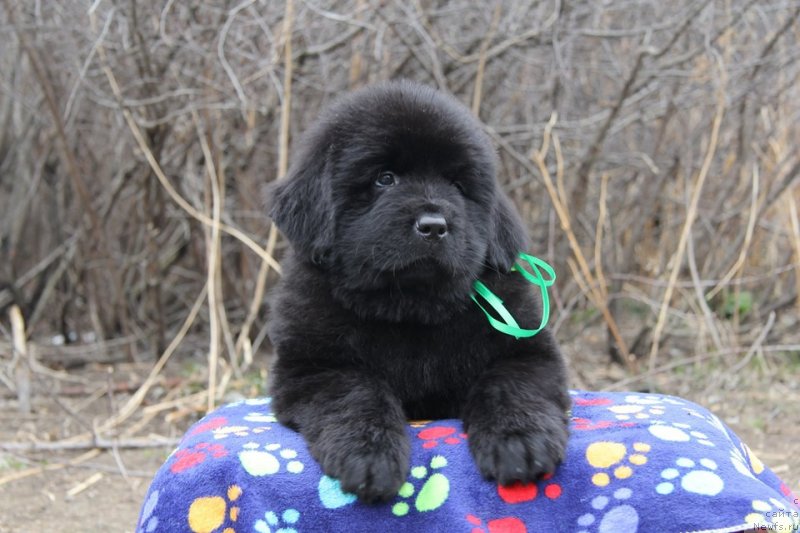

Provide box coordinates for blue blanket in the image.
[137,391,799,532]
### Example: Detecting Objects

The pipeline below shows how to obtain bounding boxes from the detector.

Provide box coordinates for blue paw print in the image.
[137,490,159,533]
[254,508,300,533]
[318,475,357,509]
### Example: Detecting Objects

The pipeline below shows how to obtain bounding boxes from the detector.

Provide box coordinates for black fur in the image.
[267,81,570,502]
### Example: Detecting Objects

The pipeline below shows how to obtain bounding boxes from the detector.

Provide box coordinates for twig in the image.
[66,472,104,498]
[192,109,225,412]
[529,114,636,372]
[1,0,101,235]
[92,283,207,435]
[0,449,101,487]
[235,224,278,371]
[218,0,256,107]
[90,12,282,275]
[648,53,727,376]
[470,3,501,117]
[10,305,30,413]
[686,226,725,353]
[705,163,760,301]
[0,437,179,452]
[726,312,776,376]
[231,0,295,373]
[594,173,610,301]
[787,193,800,316]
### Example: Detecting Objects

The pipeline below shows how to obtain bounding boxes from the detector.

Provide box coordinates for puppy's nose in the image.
[414,213,448,240]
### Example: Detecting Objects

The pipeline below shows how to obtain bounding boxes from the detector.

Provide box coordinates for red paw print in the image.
[780,482,799,506]
[571,417,635,431]
[189,416,228,436]
[467,514,526,533]
[170,442,227,473]
[572,417,613,431]
[497,474,562,504]
[417,426,467,448]
[574,397,613,406]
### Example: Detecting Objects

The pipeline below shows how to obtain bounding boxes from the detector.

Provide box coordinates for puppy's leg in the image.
[463,333,570,484]
[270,366,409,502]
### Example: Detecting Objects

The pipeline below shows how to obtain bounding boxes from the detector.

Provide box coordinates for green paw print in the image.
[392,455,449,516]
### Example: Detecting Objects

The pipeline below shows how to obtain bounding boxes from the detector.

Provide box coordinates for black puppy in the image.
[267,81,569,502]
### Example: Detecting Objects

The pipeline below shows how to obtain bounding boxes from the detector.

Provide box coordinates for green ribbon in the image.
[471,253,556,339]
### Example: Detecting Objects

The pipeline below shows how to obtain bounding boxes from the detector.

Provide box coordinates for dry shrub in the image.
[1,0,798,388]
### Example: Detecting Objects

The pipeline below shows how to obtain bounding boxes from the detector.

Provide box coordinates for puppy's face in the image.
[332,116,496,295]
[270,82,529,321]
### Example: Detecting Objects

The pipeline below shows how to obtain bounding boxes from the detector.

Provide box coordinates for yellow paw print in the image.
[188,484,242,533]
[585,441,650,487]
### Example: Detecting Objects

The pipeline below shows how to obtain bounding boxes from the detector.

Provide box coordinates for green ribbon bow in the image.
[471,253,556,339]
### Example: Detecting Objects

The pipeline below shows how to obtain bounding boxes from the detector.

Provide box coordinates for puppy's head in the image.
[269,81,528,321]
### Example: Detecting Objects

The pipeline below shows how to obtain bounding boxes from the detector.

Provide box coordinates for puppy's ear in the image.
[486,193,530,272]
[267,150,335,262]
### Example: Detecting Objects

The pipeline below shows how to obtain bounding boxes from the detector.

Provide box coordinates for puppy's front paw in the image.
[468,413,568,485]
[315,430,410,503]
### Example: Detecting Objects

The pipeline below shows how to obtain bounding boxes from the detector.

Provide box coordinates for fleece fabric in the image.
[137,391,799,533]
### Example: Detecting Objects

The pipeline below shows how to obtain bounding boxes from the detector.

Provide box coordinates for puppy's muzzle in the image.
[414,213,448,241]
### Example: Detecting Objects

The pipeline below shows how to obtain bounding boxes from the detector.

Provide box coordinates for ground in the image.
[1,332,798,533]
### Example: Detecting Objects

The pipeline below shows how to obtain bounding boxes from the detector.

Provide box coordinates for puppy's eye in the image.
[375,171,397,188]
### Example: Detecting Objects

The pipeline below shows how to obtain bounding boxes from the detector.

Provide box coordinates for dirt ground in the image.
[1,340,798,533]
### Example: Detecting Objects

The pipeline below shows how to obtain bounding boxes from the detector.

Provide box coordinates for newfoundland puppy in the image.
[267,80,569,502]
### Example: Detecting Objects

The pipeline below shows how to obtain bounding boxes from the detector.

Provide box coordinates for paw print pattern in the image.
[213,425,270,440]
[137,490,159,533]
[730,441,765,479]
[573,397,613,407]
[187,484,242,533]
[571,418,634,431]
[224,397,272,409]
[239,443,304,476]
[585,441,650,487]
[743,498,800,530]
[576,488,639,533]
[622,394,684,406]
[417,426,467,448]
[466,514,527,533]
[318,475,358,509]
[655,457,724,496]
[243,412,277,424]
[190,416,229,436]
[171,442,227,473]
[254,508,300,533]
[392,455,450,516]
[648,421,714,446]
[497,473,562,504]
[607,404,665,420]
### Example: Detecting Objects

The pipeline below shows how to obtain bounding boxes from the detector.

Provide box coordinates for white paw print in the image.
[225,397,272,408]
[213,425,270,439]
[744,498,800,530]
[608,404,665,420]
[243,412,277,424]
[647,421,714,446]
[239,442,304,476]
[682,407,733,442]
[623,394,684,406]
[730,442,765,479]
[656,457,724,496]
[576,487,639,533]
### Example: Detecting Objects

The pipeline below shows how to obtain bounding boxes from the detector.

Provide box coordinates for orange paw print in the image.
[188,484,242,533]
[585,441,650,487]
